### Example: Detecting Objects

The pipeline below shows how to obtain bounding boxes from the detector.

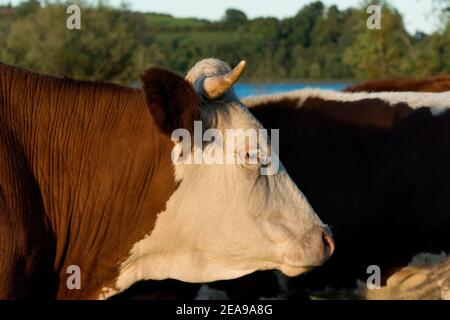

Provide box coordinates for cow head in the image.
[116,59,334,291]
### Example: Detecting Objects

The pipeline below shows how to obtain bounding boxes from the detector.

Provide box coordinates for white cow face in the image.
[116,59,334,292]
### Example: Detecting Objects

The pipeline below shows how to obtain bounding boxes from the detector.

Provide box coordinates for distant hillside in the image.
[0,1,449,84]
[144,13,209,29]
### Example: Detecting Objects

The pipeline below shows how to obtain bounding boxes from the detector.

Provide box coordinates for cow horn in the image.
[202,60,246,99]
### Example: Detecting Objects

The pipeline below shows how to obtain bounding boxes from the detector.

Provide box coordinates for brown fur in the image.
[344,75,450,93]
[0,62,198,299]
[140,68,200,135]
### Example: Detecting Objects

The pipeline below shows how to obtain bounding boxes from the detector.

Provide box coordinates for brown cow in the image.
[344,75,450,93]
[0,60,334,299]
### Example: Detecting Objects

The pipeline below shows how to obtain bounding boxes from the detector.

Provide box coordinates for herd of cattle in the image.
[0,58,449,300]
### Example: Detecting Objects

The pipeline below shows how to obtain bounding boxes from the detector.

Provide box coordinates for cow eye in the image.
[244,149,267,168]
[245,150,259,162]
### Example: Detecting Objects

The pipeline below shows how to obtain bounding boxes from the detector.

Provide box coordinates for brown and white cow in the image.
[344,75,450,93]
[236,89,450,299]
[0,59,334,299]
[172,88,450,300]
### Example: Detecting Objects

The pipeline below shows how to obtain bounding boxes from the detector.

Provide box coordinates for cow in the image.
[235,89,450,299]
[0,59,334,300]
[344,75,450,93]
[177,88,450,300]
[115,85,450,300]
[354,252,450,300]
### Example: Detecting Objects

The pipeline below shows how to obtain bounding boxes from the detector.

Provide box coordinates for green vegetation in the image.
[0,0,449,84]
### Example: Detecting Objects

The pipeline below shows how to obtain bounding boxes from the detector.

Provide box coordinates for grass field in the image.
[145,13,208,29]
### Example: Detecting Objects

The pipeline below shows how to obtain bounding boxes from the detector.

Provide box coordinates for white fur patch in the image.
[244,89,450,110]
[430,106,448,117]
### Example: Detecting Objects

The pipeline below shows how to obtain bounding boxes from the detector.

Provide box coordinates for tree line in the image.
[0,0,449,84]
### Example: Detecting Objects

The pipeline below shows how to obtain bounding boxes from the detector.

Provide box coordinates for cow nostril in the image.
[322,232,335,258]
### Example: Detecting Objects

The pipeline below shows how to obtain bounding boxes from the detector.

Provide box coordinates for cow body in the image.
[243,90,450,295]
[0,61,333,299]
[0,62,179,299]
[344,75,450,93]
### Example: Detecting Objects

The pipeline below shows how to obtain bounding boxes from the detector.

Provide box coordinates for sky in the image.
[3,0,442,34]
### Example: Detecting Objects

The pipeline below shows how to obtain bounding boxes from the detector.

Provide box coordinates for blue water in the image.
[235,83,350,98]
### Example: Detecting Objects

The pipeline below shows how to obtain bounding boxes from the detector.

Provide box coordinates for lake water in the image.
[235,83,350,98]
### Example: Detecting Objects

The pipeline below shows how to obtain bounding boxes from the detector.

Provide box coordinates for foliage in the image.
[0,0,449,84]
[223,8,248,27]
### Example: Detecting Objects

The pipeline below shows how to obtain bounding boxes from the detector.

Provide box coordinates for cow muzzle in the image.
[280,225,335,276]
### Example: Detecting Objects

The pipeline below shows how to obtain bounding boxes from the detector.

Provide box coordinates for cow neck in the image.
[0,62,179,299]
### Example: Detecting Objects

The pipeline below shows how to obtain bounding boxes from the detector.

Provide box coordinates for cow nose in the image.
[297,225,335,267]
[322,227,335,259]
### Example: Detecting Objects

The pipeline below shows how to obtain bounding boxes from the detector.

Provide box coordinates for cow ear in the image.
[140,67,201,135]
